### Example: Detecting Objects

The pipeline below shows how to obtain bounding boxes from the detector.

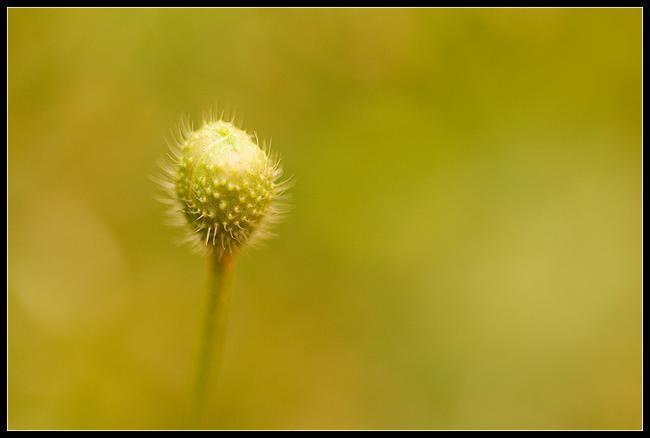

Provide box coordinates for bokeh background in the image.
[8,8,641,430]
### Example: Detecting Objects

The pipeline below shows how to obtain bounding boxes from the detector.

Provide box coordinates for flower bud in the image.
[160,118,288,255]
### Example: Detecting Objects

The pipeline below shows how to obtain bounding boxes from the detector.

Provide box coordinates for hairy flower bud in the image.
[159,117,288,256]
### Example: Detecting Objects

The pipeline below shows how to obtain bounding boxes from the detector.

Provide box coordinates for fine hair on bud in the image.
[156,112,290,257]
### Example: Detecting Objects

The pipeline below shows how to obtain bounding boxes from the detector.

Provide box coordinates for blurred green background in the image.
[8,8,641,430]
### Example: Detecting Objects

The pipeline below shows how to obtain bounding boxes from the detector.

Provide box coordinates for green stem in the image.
[192,252,236,428]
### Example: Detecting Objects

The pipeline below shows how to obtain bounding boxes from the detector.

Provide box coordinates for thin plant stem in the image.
[192,251,236,428]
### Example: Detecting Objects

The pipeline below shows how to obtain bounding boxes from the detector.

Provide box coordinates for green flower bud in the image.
[159,117,289,256]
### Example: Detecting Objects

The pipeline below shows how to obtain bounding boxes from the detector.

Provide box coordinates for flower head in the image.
[159,116,289,256]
